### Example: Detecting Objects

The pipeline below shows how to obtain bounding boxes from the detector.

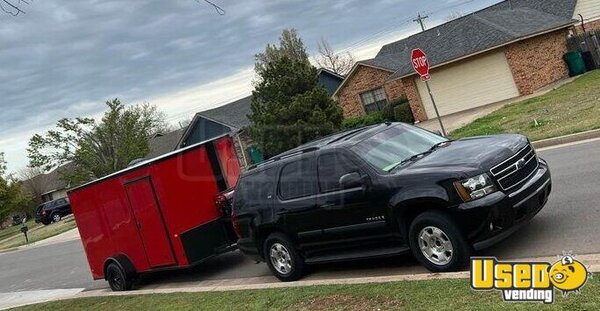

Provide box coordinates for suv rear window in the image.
[278,157,317,200]
[234,166,278,211]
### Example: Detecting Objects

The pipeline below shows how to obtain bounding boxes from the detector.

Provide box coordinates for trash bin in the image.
[564,52,587,76]
[581,51,598,71]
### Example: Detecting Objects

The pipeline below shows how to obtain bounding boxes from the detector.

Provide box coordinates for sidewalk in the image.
[80,253,600,297]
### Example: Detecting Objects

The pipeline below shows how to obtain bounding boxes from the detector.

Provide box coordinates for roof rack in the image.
[247,146,320,170]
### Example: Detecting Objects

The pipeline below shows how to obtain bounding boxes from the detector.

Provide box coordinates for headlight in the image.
[454,173,496,202]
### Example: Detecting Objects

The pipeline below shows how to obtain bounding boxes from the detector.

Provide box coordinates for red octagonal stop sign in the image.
[411,48,431,81]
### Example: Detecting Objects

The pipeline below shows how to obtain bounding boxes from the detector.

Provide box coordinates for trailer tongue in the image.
[68,134,241,291]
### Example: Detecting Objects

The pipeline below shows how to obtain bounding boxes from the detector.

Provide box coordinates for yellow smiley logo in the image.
[549,255,589,292]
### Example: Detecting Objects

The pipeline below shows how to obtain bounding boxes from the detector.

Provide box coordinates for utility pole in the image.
[413,13,429,32]
[411,13,447,137]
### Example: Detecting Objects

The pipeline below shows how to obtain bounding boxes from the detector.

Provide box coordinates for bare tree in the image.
[18,166,45,205]
[445,11,464,22]
[315,38,355,76]
[0,0,30,16]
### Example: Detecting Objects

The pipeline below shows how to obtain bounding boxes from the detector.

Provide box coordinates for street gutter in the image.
[532,128,600,149]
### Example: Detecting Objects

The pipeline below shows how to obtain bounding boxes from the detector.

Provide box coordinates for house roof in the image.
[147,127,187,159]
[25,162,77,195]
[335,0,577,95]
[316,68,345,80]
[195,95,253,130]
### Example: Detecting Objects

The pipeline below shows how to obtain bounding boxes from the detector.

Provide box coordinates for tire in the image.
[408,210,471,272]
[106,262,133,291]
[51,213,62,223]
[41,220,51,226]
[263,233,306,282]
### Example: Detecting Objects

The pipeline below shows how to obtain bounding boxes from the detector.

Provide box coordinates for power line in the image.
[337,0,485,55]
[197,0,225,15]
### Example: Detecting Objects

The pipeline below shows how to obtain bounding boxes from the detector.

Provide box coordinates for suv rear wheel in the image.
[264,233,305,282]
[408,211,471,272]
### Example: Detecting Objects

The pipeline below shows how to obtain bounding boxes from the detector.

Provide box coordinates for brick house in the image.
[334,0,600,123]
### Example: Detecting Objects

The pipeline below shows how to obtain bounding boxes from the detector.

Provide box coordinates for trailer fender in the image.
[103,254,137,280]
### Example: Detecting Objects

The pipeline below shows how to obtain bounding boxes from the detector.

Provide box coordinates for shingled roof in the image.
[195,96,253,130]
[349,0,577,83]
[147,127,187,159]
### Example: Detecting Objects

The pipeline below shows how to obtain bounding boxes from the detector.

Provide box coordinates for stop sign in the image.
[411,48,431,81]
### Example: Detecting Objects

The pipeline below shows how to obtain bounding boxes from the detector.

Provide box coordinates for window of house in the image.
[360,88,387,113]
[278,157,318,200]
[318,153,359,193]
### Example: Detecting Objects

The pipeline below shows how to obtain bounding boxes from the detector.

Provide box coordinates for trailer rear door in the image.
[125,177,176,268]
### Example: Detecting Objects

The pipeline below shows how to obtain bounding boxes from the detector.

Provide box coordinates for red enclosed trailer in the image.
[68,134,241,291]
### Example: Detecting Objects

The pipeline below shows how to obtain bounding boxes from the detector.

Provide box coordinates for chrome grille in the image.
[490,144,538,191]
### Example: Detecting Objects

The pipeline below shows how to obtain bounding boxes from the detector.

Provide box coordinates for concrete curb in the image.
[78,253,600,298]
[532,129,600,149]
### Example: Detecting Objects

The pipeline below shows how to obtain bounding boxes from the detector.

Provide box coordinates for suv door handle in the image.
[320,203,342,210]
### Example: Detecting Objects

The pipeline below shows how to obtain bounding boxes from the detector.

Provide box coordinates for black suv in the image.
[232,123,552,281]
[35,198,72,225]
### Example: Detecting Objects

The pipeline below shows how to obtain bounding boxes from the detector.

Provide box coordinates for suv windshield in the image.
[352,124,447,172]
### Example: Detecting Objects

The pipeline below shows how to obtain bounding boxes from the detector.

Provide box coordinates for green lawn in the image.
[11,274,600,311]
[0,217,77,250]
[451,70,600,141]
[0,219,37,241]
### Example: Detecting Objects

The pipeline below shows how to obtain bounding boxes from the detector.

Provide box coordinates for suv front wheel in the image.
[51,213,62,223]
[263,233,306,282]
[408,211,471,272]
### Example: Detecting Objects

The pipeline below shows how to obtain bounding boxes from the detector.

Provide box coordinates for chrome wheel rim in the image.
[269,243,293,275]
[52,214,61,222]
[418,226,453,266]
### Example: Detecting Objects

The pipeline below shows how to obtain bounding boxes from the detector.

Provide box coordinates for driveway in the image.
[1,139,600,294]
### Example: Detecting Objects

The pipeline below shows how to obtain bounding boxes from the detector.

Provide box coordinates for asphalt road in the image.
[2,139,600,293]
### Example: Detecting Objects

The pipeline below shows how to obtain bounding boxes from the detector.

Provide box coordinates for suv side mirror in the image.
[339,172,363,189]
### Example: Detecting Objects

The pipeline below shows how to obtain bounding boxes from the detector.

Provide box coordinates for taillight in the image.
[214,189,235,217]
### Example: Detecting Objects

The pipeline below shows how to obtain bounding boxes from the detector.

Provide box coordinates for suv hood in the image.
[401,134,529,176]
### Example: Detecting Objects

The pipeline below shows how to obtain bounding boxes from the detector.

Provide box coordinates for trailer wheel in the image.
[106,262,133,291]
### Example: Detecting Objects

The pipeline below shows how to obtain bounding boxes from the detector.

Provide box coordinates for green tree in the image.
[27,99,168,185]
[248,29,343,157]
[0,153,31,222]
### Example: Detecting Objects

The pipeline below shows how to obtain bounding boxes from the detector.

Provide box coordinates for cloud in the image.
[0,0,500,173]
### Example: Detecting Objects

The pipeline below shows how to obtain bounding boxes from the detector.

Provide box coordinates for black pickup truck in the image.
[231,123,551,281]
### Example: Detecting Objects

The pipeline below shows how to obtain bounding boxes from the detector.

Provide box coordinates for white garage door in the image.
[416,50,520,118]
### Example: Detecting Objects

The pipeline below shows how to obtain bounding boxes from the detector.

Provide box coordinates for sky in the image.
[0,0,501,173]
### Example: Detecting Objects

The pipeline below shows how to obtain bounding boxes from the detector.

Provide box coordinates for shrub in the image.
[393,102,415,124]
[342,99,415,130]
[342,111,386,129]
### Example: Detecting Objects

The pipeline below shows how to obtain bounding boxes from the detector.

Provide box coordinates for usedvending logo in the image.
[470,253,591,304]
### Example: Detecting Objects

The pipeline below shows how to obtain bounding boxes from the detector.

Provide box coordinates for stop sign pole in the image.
[411,48,447,137]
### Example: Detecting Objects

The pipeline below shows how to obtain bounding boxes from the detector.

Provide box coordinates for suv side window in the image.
[278,157,317,200]
[318,153,359,193]
[56,199,66,205]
